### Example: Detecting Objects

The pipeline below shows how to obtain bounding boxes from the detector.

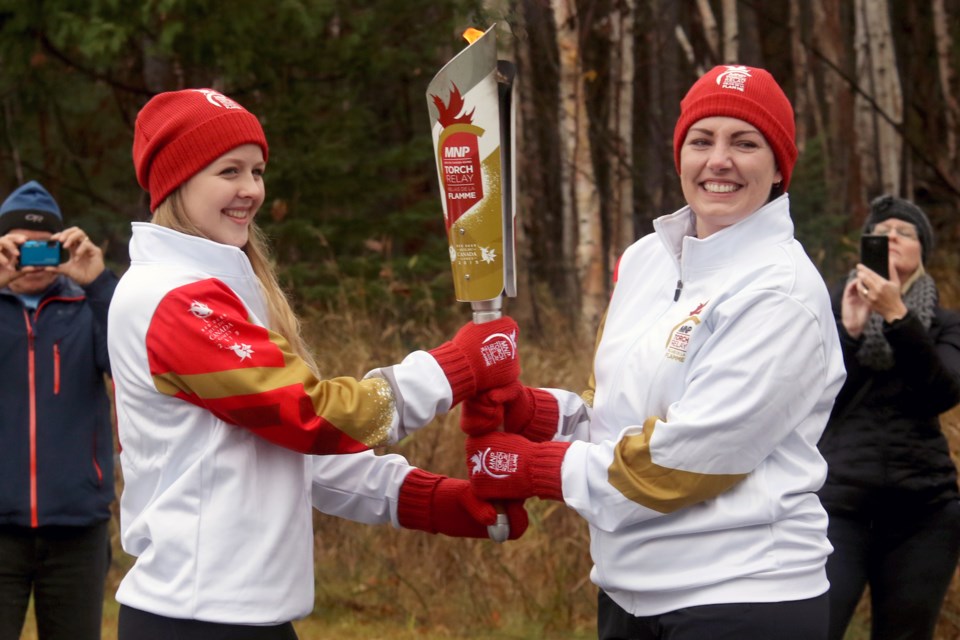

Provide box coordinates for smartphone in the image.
[860,234,889,279]
[18,239,65,268]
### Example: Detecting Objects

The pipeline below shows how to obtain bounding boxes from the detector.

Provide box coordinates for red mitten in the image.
[460,383,523,437]
[460,382,560,443]
[429,317,520,406]
[466,432,570,502]
[502,385,560,443]
[397,468,528,539]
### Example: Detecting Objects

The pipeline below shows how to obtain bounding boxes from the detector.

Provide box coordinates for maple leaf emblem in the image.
[431,83,475,128]
[470,451,485,476]
[228,343,254,360]
[480,246,497,264]
[189,300,213,318]
[689,302,708,316]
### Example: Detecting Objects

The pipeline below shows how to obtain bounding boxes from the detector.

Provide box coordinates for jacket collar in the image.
[653,194,794,274]
[128,222,267,325]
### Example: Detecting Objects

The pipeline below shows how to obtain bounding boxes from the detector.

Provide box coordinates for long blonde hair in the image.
[152,193,318,374]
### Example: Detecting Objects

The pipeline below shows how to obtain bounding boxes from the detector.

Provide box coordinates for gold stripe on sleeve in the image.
[608,417,746,514]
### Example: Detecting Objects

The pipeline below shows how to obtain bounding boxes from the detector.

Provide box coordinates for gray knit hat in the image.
[863,195,934,263]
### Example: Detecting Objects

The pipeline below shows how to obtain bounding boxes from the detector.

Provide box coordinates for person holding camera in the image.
[818,195,960,640]
[0,180,119,640]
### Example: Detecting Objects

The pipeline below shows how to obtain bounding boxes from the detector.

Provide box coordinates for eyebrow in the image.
[688,127,763,138]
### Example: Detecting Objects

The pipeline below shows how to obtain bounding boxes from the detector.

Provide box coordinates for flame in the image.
[462,28,484,45]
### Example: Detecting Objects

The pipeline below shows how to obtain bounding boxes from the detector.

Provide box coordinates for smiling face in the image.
[870,218,923,281]
[679,116,782,239]
[179,144,266,248]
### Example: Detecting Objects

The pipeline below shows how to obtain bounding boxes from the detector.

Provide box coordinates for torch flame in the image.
[462,28,484,45]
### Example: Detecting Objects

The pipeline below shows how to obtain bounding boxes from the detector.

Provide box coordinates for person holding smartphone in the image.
[817,195,960,640]
[0,180,119,640]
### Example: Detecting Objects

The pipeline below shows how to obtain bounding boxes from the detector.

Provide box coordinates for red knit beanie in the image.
[673,65,798,190]
[133,89,269,211]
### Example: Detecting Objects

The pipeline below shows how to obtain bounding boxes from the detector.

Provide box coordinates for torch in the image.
[426,25,517,542]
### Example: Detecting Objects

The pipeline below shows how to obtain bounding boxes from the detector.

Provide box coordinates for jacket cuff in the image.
[530,441,571,501]
[428,342,476,406]
[397,468,442,532]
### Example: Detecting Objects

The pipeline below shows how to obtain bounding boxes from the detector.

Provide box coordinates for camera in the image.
[18,240,65,268]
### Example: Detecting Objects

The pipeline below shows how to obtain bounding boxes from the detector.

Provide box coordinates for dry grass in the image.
[18,290,960,639]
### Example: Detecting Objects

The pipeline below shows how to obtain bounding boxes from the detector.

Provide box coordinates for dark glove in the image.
[397,468,528,539]
[428,317,520,406]
[460,382,559,443]
[466,431,570,502]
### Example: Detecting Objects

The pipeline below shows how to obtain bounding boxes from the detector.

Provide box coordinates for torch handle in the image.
[470,299,511,543]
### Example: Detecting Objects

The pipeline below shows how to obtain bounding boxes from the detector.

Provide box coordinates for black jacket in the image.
[818,281,960,518]
[0,270,117,527]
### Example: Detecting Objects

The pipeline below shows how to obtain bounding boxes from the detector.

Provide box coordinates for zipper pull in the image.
[673,279,683,302]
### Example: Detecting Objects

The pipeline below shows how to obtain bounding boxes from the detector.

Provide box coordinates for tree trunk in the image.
[854,0,903,196]
[931,0,958,165]
[721,0,738,64]
[695,0,719,63]
[552,0,604,334]
[606,0,636,271]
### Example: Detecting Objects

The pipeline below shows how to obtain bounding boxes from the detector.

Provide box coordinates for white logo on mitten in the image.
[470,447,518,479]
[479,330,517,366]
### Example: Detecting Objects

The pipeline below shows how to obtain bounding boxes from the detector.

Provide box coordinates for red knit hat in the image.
[673,65,798,190]
[133,89,269,211]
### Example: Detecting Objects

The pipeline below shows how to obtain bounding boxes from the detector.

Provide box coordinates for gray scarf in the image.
[848,270,937,370]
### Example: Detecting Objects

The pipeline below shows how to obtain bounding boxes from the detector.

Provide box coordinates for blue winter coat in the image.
[0,270,117,527]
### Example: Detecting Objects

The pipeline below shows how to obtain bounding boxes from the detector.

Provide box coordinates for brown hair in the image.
[152,193,318,374]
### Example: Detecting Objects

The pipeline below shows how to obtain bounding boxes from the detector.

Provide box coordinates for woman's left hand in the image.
[855,262,908,323]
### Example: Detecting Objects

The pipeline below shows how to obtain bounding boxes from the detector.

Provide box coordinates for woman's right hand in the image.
[840,277,870,338]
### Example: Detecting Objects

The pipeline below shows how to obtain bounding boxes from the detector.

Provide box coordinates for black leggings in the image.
[597,589,829,640]
[118,605,298,640]
[825,499,960,640]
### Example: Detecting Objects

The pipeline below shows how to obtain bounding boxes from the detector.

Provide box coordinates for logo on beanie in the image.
[25,213,45,225]
[191,89,243,110]
[480,330,517,367]
[716,65,751,92]
[471,447,518,479]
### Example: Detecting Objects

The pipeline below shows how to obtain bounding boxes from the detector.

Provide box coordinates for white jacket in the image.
[108,223,451,624]
[548,196,845,615]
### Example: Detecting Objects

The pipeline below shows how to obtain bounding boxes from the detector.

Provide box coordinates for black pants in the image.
[825,499,960,640]
[597,589,829,640]
[0,521,110,640]
[118,605,299,640]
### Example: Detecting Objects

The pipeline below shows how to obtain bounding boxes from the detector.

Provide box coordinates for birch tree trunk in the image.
[721,0,738,63]
[552,0,604,334]
[606,0,636,271]
[854,0,903,196]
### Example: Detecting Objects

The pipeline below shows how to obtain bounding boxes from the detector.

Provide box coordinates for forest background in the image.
[3,0,960,638]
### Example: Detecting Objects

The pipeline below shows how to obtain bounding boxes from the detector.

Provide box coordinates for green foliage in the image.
[789,134,852,286]
[0,0,485,318]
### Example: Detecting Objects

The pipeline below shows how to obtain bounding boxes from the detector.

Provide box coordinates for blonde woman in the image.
[110,88,525,639]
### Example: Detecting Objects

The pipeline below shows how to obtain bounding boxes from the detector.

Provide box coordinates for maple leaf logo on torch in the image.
[430,82,486,229]
[431,84,474,128]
